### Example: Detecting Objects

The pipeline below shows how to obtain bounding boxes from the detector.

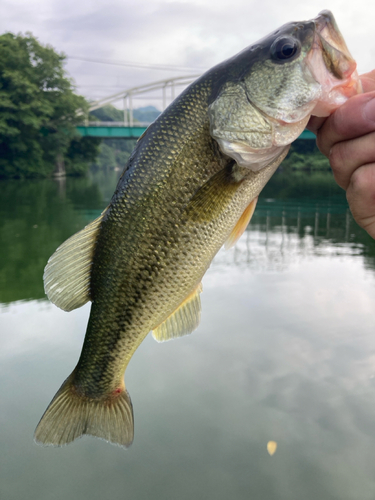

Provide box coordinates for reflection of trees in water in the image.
[212,199,375,272]
[0,178,103,304]
[1,172,374,305]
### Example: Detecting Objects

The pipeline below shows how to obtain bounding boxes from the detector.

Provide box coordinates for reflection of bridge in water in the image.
[0,176,369,306]
[77,76,316,140]
[212,199,358,273]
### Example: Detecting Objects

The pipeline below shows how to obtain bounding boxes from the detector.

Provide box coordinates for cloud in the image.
[1,0,374,104]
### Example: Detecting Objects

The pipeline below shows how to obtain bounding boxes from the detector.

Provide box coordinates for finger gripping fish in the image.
[35,11,360,447]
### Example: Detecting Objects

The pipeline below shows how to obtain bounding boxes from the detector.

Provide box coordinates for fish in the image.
[35,10,361,448]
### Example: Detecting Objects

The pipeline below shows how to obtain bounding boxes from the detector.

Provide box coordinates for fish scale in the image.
[35,10,361,447]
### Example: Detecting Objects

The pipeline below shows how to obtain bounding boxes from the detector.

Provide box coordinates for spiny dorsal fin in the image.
[43,212,105,312]
[225,197,258,249]
[152,283,203,342]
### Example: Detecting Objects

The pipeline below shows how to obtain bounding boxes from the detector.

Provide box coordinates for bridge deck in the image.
[76,125,147,138]
[76,124,316,140]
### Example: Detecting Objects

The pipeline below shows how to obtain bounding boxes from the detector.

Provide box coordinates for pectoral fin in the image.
[152,283,203,342]
[225,197,258,249]
[187,166,242,223]
[43,211,106,311]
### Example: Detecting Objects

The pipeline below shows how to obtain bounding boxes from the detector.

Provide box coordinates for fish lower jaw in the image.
[306,33,362,117]
[311,77,363,117]
[217,139,287,172]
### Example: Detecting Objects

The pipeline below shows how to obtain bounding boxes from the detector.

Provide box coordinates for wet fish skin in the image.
[35,10,360,448]
[75,98,283,396]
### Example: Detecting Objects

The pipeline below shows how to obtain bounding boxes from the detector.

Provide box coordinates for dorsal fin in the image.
[225,197,258,249]
[152,283,203,342]
[43,212,105,312]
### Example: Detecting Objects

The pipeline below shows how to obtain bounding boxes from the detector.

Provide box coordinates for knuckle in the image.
[328,143,347,178]
[349,168,365,194]
[346,165,375,234]
[349,164,375,199]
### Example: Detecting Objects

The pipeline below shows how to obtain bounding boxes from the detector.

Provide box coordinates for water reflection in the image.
[1,171,373,305]
[1,171,375,500]
[0,177,103,304]
[214,197,375,272]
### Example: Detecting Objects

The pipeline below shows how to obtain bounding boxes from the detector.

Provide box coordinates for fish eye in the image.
[271,36,300,61]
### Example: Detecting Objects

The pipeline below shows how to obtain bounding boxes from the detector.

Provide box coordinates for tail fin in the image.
[34,375,134,448]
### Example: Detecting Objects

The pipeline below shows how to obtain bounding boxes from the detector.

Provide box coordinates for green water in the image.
[1,170,375,500]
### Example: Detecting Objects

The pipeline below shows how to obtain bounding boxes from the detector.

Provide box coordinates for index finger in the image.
[360,69,375,93]
[316,91,375,157]
[308,70,375,148]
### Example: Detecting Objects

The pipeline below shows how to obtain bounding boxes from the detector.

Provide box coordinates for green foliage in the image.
[90,105,124,122]
[133,106,160,123]
[0,32,99,178]
[89,104,160,124]
[281,140,331,172]
[89,105,139,171]
[96,143,117,170]
[91,138,137,171]
[263,140,340,199]
[262,169,343,199]
[65,136,101,176]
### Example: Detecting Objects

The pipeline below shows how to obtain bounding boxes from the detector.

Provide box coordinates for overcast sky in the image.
[1,0,374,110]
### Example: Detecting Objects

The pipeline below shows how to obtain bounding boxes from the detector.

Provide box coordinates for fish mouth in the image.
[313,10,356,80]
[307,10,362,116]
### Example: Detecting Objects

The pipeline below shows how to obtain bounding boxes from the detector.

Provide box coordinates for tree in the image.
[90,105,125,123]
[0,32,100,178]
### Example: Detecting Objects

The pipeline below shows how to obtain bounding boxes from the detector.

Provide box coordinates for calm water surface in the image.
[1,170,375,500]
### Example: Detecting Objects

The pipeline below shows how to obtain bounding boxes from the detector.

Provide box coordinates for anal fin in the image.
[152,283,203,342]
[225,197,258,249]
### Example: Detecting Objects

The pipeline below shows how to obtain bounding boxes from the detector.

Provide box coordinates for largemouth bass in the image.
[35,11,361,447]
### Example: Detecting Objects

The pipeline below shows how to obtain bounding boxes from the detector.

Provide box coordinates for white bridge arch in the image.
[88,75,201,126]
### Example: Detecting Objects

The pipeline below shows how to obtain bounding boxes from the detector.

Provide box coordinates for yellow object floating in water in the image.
[267,441,277,456]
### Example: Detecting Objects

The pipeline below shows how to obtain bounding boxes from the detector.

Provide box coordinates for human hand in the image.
[308,70,375,239]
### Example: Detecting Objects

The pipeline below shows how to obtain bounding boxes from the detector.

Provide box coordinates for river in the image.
[1,169,375,500]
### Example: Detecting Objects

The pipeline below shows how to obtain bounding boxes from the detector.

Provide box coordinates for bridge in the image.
[76,75,316,140]
[76,122,316,140]
[77,122,148,138]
